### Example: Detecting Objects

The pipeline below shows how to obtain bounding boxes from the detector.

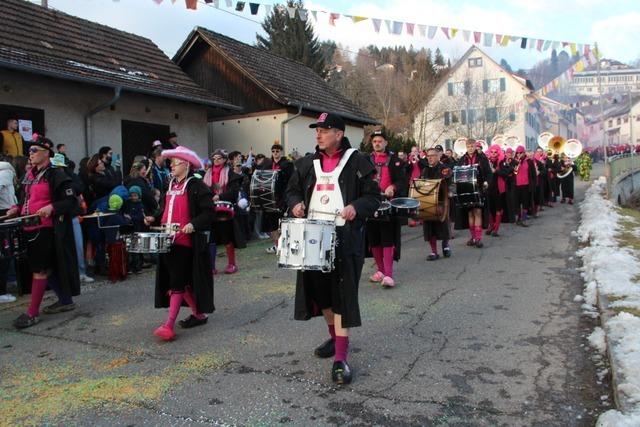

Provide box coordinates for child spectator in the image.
[124,186,145,274]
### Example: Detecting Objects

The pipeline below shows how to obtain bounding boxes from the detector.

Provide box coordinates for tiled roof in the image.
[189,27,376,124]
[0,0,238,109]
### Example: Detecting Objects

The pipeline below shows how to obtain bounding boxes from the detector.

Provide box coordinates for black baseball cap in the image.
[371,130,387,139]
[309,112,345,131]
[434,144,444,151]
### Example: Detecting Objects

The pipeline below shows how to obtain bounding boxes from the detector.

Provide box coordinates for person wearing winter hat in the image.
[7,137,81,329]
[144,146,215,341]
[513,145,536,226]
[485,145,513,237]
[203,148,246,275]
[103,194,130,282]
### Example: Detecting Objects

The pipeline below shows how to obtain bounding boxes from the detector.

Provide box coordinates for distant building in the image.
[174,28,377,156]
[0,0,237,169]
[570,59,640,96]
[578,95,640,147]
[413,46,544,151]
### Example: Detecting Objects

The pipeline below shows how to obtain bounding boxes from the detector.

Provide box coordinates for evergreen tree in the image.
[434,48,445,67]
[500,58,513,72]
[256,1,326,76]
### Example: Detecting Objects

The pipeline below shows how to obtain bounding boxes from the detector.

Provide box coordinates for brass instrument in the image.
[548,136,566,155]
[537,132,553,151]
[453,138,468,157]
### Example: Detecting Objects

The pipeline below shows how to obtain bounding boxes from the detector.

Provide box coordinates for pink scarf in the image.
[204,164,229,195]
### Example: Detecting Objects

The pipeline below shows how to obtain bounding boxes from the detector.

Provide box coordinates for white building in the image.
[570,67,640,96]
[578,96,640,148]
[413,46,543,151]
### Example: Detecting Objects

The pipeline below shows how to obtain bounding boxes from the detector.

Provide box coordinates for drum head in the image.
[389,197,420,209]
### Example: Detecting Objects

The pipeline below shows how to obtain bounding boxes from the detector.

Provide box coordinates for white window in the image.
[468,57,483,68]
[451,81,466,96]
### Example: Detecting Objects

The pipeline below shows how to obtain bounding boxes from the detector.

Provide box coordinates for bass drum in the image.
[250,170,280,212]
[409,179,449,222]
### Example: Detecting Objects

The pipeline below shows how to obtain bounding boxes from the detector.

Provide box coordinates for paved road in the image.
[0,172,611,426]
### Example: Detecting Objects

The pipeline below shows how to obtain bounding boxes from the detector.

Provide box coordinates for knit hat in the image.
[128,185,142,197]
[515,145,526,154]
[108,194,123,211]
[211,148,228,159]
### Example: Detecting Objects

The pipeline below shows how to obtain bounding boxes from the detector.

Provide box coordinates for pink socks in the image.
[334,336,349,362]
[183,287,206,320]
[382,247,394,278]
[429,237,438,253]
[371,246,384,273]
[226,244,236,266]
[165,292,184,330]
[328,324,336,341]
[27,278,47,317]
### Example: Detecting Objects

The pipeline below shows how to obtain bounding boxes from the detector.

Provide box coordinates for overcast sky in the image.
[35,0,640,69]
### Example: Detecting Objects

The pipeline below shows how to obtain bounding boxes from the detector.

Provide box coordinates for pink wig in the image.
[488,144,505,162]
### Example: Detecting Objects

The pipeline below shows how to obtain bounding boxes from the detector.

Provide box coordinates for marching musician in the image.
[365,130,407,288]
[420,148,452,260]
[513,146,536,227]
[259,143,293,254]
[532,148,548,217]
[486,145,513,237]
[455,139,492,248]
[405,146,423,227]
[203,149,247,274]
[144,146,215,341]
[286,112,379,385]
[558,152,576,205]
[8,137,80,329]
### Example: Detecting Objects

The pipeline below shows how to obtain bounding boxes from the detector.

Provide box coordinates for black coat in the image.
[18,166,80,297]
[259,157,294,210]
[154,177,215,313]
[366,150,407,260]
[286,138,380,328]
[214,170,247,249]
[454,152,492,229]
[419,163,452,240]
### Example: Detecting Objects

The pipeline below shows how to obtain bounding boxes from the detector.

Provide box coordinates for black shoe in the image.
[14,313,40,329]
[42,301,76,314]
[332,361,352,385]
[178,314,208,329]
[491,231,500,237]
[485,227,493,236]
[475,240,484,248]
[466,238,475,246]
[427,253,439,261]
[314,338,335,358]
[443,247,451,258]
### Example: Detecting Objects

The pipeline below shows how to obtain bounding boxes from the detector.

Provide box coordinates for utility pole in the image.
[630,90,634,155]
[596,42,607,163]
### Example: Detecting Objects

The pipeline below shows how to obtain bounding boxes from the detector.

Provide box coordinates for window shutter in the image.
[509,112,516,121]
[461,110,467,125]
[500,77,506,91]
[483,79,488,93]
[444,112,450,125]
[464,80,471,95]
[448,83,453,96]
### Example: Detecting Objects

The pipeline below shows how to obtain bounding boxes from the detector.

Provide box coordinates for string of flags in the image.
[535,47,600,96]
[153,0,593,61]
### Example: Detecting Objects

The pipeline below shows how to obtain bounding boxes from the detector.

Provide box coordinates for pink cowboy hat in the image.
[162,146,203,170]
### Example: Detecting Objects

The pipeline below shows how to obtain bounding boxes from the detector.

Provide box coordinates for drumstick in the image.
[309,209,341,216]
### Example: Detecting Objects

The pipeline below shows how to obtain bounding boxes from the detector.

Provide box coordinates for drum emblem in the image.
[320,195,330,205]
[309,239,317,244]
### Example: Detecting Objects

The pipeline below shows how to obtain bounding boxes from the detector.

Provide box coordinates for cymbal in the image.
[81,212,116,219]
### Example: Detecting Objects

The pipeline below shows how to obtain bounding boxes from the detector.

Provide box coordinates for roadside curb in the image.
[595,288,625,411]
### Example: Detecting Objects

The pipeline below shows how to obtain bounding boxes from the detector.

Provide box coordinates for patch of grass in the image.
[611,306,640,317]
[0,351,228,426]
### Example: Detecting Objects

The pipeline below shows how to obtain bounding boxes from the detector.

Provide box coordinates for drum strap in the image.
[371,153,391,184]
[166,177,193,232]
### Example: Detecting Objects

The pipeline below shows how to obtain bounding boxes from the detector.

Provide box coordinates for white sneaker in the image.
[259,233,271,239]
[80,274,95,283]
[0,294,16,303]
[265,245,277,254]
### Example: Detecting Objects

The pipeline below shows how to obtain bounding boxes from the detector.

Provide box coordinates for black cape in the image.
[154,177,215,313]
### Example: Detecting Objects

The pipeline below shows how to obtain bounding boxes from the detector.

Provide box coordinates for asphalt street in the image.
[0,171,612,426]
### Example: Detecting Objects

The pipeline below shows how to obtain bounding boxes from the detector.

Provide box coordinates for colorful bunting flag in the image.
[249,2,259,14]
[427,26,437,39]
[392,21,403,35]
[483,32,493,47]
[500,35,510,46]
[450,28,458,39]
[536,39,544,51]
[406,23,415,36]
[298,9,307,21]
[570,43,577,56]
[463,30,470,42]
[473,31,481,44]
[543,40,551,51]
[529,38,536,50]
[441,27,450,39]
[235,1,244,11]
[372,18,382,33]
[417,24,426,37]
[185,0,197,9]
[495,34,502,44]
[329,13,340,26]
[310,10,317,21]
[351,15,367,23]
[225,0,232,7]
[520,37,527,49]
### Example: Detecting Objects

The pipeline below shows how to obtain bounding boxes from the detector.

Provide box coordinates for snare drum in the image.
[453,166,482,207]
[214,201,235,221]
[389,197,420,218]
[277,218,336,272]
[250,170,279,212]
[371,201,391,221]
[124,232,173,253]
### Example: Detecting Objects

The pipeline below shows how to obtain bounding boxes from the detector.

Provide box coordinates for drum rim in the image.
[389,197,420,209]
[280,218,337,226]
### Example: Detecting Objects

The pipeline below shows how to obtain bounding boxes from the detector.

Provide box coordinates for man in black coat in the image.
[365,130,407,288]
[9,137,80,329]
[259,143,294,253]
[286,113,380,385]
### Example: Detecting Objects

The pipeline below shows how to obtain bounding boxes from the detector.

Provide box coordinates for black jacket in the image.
[18,166,80,297]
[154,176,215,313]
[286,137,380,328]
[370,151,408,198]
[259,157,294,209]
